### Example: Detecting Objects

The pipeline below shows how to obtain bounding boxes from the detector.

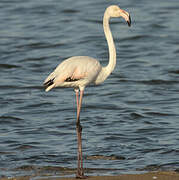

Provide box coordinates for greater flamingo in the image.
[44,5,131,178]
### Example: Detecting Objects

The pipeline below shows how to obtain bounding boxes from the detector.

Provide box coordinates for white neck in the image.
[95,10,117,84]
[103,10,116,75]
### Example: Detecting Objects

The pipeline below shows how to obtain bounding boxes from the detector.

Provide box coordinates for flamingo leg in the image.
[75,89,81,177]
[76,90,86,178]
[75,89,79,112]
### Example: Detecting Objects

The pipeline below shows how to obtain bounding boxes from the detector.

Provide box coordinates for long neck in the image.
[103,11,116,76]
[94,10,117,85]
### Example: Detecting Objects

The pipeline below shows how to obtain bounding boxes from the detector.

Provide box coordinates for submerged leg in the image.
[75,89,81,177]
[75,90,86,178]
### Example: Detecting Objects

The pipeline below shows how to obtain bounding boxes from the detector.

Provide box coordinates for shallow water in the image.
[0,0,179,178]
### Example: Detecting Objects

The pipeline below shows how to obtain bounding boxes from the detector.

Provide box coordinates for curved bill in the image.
[127,15,131,27]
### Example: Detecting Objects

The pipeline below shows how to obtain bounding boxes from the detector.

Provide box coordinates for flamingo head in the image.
[107,5,131,26]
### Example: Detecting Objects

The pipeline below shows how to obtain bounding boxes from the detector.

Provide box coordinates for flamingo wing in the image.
[44,56,102,92]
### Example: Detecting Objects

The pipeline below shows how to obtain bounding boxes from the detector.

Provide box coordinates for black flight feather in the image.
[43,78,55,87]
[65,77,79,82]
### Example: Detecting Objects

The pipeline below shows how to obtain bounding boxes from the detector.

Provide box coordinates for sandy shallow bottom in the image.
[1,171,179,180]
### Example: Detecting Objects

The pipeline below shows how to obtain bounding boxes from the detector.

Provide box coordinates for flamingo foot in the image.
[76,168,88,179]
[76,175,88,179]
[76,174,88,179]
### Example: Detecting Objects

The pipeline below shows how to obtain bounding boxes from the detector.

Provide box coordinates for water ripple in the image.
[0,0,179,177]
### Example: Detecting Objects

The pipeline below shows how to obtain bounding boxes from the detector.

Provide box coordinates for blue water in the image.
[0,0,179,178]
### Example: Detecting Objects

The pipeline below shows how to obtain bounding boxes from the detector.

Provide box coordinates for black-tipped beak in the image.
[127,15,131,27]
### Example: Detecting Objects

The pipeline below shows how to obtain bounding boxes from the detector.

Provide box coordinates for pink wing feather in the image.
[44,56,102,91]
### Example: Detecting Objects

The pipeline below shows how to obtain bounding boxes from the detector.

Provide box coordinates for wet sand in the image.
[1,171,179,180]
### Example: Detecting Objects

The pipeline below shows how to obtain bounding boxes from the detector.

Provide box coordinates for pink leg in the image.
[76,90,83,121]
[75,90,79,112]
[75,90,86,178]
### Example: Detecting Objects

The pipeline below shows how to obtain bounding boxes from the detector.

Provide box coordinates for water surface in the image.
[0,0,179,178]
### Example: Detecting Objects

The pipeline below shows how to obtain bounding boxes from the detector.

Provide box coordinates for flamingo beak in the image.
[120,9,131,27]
[127,15,131,27]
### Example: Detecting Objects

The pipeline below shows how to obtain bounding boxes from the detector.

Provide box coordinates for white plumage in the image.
[44,56,102,91]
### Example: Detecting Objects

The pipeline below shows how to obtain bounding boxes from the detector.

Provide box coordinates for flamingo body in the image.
[44,56,102,92]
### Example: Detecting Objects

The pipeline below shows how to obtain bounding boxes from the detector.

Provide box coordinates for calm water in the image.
[0,0,179,178]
